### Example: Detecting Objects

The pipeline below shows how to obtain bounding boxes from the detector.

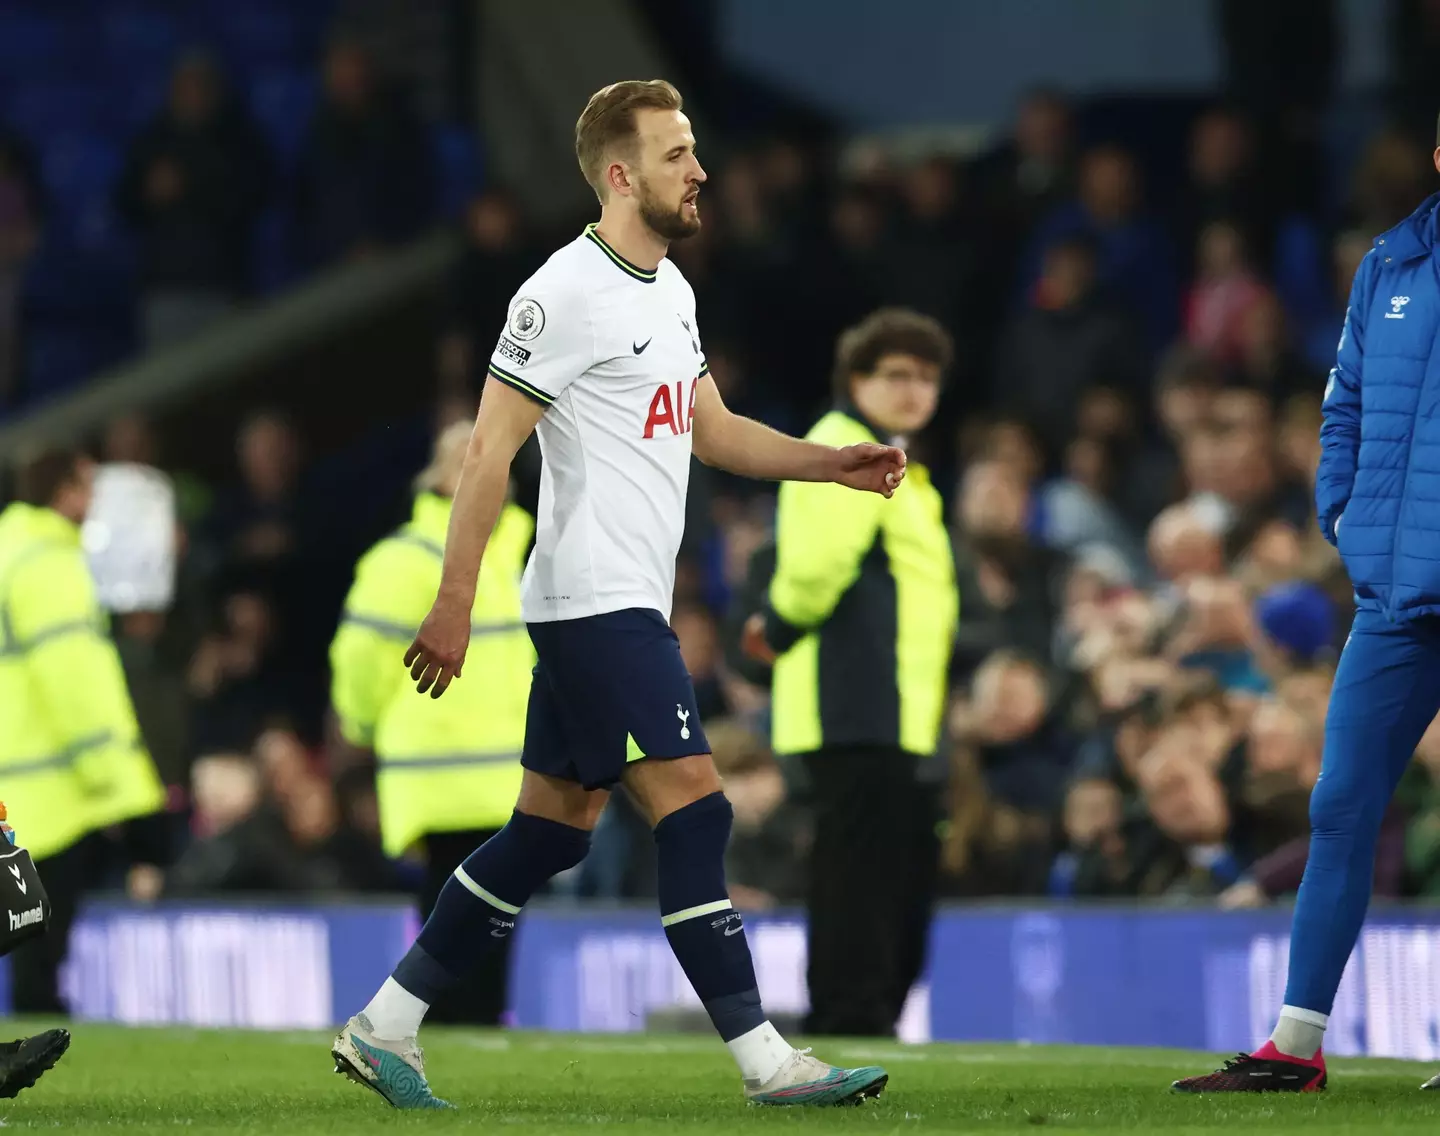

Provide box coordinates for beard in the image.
[638,179,701,242]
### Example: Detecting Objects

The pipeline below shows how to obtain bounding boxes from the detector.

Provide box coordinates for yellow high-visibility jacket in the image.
[766,408,958,759]
[330,493,533,856]
[0,503,165,861]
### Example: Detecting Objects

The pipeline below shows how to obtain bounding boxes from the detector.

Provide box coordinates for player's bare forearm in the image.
[698,412,838,481]
[691,377,837,482]
[435,447,510,609]
[435,379,545,609]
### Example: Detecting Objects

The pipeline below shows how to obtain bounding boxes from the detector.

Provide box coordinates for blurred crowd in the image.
[0,1,471,410]
[26,5,1440,914]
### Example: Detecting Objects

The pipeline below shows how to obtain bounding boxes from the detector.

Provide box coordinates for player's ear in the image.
[608,161,632,197]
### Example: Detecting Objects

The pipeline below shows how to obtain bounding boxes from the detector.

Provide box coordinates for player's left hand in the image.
[405,597,471,698]
[832,442,906,497]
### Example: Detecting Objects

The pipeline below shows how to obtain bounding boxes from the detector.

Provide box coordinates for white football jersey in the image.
[487,224,706,623]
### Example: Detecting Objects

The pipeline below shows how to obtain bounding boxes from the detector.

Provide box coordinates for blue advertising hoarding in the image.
[8,899,1440,1060]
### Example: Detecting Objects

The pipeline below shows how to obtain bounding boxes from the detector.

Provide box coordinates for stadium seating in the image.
[0,0,481,408]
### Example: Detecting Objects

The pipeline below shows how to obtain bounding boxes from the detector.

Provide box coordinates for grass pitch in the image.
[2,1021,1440,1133]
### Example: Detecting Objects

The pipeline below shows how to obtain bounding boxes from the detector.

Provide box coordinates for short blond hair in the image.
[575,79,683,200]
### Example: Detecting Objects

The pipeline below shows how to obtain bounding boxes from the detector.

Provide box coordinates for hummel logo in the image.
[9,864,25,894]
[7,905,40,931]
[1386,295,1411,319]
[633,338,652,354]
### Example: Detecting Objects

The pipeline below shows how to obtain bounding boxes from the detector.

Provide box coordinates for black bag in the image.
[0,843,49,957]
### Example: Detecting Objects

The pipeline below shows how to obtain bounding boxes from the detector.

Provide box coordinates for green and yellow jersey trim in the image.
[487,362,555,406]
[584,223,657,283]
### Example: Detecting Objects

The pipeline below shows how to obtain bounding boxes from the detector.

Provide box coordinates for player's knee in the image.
[627,753,723,826]
[516,769,607,831]
[1307,771,1380,837]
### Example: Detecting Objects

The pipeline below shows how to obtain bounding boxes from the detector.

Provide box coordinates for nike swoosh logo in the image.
[723,924,743,936]
[490,929,508,938]
[633,339,652,354]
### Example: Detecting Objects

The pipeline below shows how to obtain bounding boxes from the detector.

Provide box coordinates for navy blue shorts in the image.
[522,608,711,790]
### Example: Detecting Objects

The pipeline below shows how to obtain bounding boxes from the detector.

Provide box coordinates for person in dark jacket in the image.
[116,52,270,349]
[993,236,1148,454]
[1179,135,1440,1094]
[294,39,434,267]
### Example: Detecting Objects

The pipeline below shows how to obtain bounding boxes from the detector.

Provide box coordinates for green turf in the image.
[1,1021,1439,1133]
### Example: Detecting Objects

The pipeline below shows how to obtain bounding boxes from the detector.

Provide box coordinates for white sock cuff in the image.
[1279,1004,1329,1029]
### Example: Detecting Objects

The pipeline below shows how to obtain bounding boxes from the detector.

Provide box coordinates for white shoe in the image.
[743,1047,888,1106]
[330,1013,452,1109]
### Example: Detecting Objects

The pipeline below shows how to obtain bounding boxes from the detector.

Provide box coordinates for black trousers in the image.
[420,828,511,1026]
[802,747,940,1037]
[10,837,91,1016]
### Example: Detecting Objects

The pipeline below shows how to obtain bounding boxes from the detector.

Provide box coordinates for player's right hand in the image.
[405,600,470,698]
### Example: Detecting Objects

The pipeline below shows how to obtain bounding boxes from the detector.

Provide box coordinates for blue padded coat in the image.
[1319,190,1440,620]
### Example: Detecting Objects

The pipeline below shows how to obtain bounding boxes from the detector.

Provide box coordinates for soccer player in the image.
[1175,128,1440,1094]
[331,79,901,1110]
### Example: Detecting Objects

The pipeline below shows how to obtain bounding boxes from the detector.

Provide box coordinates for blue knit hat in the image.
[1254,581,1335,662]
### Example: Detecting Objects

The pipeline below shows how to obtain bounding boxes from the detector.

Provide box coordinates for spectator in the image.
[952,459,1068,675]
[882,157,984,351]
[0,127,41,405]
[1024,145,1179,348]
[1034,435,1147,579]
[437,190,538,398]
[295,38,435,266]
[1049,776,1126,896]
[1173,108,1272,277]
[1240,697,1321,857]
[1347,128,1432,235]
[1252,581,1337,679]
[1231,291,1317,403]
[672,603,729,721]
[185,586,292,757]
[116,52,270,349]
[202,410,304,582]
[1183,220,1269,366]
[977,88,1077,276]
[993,236,1147,452]
[939,742,1055,898]
[1148,502,1227,587]
[953,650,1077,817]
[1130,743,1245,899]
[165,754,390,895]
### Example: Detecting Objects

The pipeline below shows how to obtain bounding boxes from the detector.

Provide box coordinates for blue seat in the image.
[24,236,136,321]
[0,12,67,80]
[209,5,305,69]
[7,81,119,139]
[24,319,133,400]
[432,123,484,220]
[102,5,183,72]
[250,206,296,293]
[117,74,168,133]
[247,68,317,162]
[40,133,123,248]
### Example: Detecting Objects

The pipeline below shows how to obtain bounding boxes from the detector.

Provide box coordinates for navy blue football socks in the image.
[392,810,591,1003]
[653,792,765,1042]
